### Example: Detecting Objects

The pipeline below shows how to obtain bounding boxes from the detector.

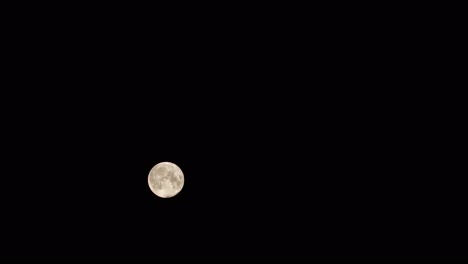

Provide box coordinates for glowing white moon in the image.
[148,162,184,198]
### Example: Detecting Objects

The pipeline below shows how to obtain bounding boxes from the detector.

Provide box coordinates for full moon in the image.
[148,162,184,198]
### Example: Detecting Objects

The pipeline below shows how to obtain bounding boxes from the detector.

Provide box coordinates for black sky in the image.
[1,6,465,261]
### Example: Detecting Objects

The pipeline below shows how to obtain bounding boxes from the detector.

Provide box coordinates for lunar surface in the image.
[148,162,184,198]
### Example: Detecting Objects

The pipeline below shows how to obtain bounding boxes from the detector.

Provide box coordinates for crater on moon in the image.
[148,162,184,198]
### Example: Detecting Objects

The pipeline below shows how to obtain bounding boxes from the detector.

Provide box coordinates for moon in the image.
[148,162,184,198]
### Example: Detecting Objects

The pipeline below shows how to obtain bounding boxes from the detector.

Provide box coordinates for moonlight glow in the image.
[148,162,184,198]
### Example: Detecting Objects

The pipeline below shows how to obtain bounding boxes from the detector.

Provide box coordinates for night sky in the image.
[1,6,465,261]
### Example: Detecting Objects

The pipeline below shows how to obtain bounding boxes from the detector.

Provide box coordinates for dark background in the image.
[1,4,465,261]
